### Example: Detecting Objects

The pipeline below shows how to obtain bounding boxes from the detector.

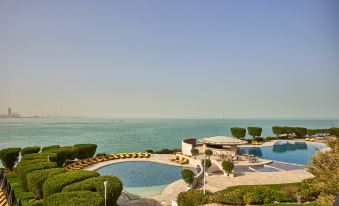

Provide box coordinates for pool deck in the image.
[83,152,314,205]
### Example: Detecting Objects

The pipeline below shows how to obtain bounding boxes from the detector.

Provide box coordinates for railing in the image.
[0,170,21,206]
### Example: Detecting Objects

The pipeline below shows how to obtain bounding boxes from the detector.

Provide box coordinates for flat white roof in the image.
[200,136,247,145]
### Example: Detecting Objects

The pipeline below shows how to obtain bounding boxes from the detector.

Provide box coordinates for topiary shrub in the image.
[230,127,246,139]
[222,160,234,175]
[190,148,199,158]
[272,126,285,138]
[74,144,97,159]
[17,161,58,191]
[294,127,307,137]
[0,147,21,171]
[42,145,60,152]
[21,146,41,155]
[43,170,99,200]
[16,159,47,167]
[205,149,213,158]
[22,152,58,163]
[61,146,79,160]
[27,168,68,199]
[42,148,69,167]
[177,189,209,206]
[247,127,263,139]
[62,176,123,206]
[201,159,212,170]
[46,191,104,206]
[181,169,194,186]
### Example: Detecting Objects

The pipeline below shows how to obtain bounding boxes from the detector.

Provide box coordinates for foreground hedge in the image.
[177,189,209,206]
[43,170,99,200]
[74,144,97,159]
[0,147,21,171]
[22,152,58,162]
[46,191,104,206]
[27,168,68,199]
[16,159,47,168]
[42,148,69,167]
[21,146,41,155]
[62,146,79,160]
[17,161,58,191]
[62,176,123,206]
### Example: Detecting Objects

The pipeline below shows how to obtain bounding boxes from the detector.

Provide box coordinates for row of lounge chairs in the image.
[67,152,151,170]
[252,141,261,145]
[170,155,189,165]
[305,138,316,142]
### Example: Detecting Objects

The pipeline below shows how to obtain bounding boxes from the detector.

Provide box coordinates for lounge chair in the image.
[132,152,138,158]
[144,152,151,158]
[113,154,120,159]
[125,153,131,158]
[137,152,144,158]
[180,158,189,165]
[95,156,104,162]
[170,155,178,161]
[119,153,126,158]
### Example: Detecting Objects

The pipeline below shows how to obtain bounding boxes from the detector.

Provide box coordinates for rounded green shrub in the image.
[205,149,213,157]
[201,159,212,169]
[294,127,308,137]
[17,161,58,191]
[74,144,97,159]
[43,170,99,200]
[61,146,79,160]
[222,160,234,175]
[190,148,199,157]
[42,145,60,152]
[230,127,246,139]
[0,147,21,171]
[21,146,41,155]
[46,191,104,206]
[62,176,123,206]
[27,168,68,199]
[272,126,285,137]
[247,127,263,139]
[181,169,194,185]
[22,152,58,163]
[177,189,209,206]
[42,148,69,167]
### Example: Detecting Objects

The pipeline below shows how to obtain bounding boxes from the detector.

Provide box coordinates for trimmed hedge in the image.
[230,127,246,139]
[46,191,104,206]
[0,147,21,171]
[191,148,199,157]
[177,189,209,206]
[42,145,60,152]
[42,148,69,167]
[21,146,41,155]
[205,149,213,157]
[222,160,234,175]
[17,161,58,191]
[247,127,262,139]
[272,126,285,137]
[62,176,123,206]
[43,170,99,200]
[74,144,97,159]
[329,127,339,136]
[181,169,194,185]
[201,159,212,169]
[27,168,68,199]
[16,159,47,167]
[294,127,307,137]
[62,146,79,160]
[22,152,58,163]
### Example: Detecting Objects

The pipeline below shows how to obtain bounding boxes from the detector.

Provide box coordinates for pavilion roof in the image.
[200,136,247,145]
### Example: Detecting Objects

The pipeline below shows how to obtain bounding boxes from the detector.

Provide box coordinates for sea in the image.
[1,118,338,153]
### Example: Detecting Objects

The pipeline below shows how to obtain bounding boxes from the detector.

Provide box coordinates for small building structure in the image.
[200,136,247,156]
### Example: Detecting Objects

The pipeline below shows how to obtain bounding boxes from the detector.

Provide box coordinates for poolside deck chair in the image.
[95,156,104,162]
[137,152,144,158]
[125,153,131,158]
[102,156,109,161]
[83,159,93,164]
[144,152,151,158]
[170,156,178,161]
[113,154,120,159]
[108,154,116,160]
[119,153,126,158]
[132,152,138,158]
[88,158,97,163]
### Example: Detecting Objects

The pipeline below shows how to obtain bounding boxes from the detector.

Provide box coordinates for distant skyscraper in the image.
[8,108,12,116]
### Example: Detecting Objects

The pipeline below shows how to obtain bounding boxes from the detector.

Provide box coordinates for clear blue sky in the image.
[0,1,338,118]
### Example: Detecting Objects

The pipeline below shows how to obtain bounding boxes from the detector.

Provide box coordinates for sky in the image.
[0,1,338,119]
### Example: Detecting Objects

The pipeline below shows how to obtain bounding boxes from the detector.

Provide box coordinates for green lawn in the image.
[263,202,319,206]
[215,182,301,194]
[6,172,43,206]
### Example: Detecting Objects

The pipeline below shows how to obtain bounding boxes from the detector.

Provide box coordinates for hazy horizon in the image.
[1,1,339,119]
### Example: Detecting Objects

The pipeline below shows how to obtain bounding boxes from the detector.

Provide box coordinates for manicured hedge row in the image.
[247,127,262,139]
[62,146,79,160]
[43,170,99,200]
[21,146,41,155]
[177,189,209,206]
[230,127,246,139]
[62,176,123,206]
[27,168,68,199]
[74,144,97,159]
[17,161,58,190]
[42,148,68,167]
[0,147,21,171]
[46,191,104,206]
[42,145,60,151]
[22,152,58,161]
[16,159,47,167]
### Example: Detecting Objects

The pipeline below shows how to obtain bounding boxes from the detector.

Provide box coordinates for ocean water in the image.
[0,118,338,154]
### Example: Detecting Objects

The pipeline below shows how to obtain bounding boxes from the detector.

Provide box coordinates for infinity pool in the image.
[239,141,326,165]
[96,161,195,196]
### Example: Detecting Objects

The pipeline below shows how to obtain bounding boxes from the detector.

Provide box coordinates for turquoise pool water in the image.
[96,161,195,196]
[239,141,326,165]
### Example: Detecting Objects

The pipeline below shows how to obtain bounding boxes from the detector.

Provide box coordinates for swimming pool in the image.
[239,141,326,165]
[95,161,195,196]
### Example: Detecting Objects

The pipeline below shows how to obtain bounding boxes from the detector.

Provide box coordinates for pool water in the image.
[239,141,326,165]
[96,161,195,196]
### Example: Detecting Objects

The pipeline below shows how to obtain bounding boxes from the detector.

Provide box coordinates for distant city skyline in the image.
[1,1,339,119]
